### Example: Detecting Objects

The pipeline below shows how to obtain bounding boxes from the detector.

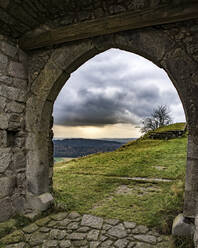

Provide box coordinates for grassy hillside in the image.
[53,123,188,236]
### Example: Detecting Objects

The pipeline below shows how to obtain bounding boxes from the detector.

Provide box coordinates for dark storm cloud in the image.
[53,49,185,126]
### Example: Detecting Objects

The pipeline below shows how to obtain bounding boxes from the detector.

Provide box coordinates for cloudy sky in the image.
[53,48,185,138]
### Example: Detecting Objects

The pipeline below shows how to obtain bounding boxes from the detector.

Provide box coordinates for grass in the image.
[53,124,188,237]
[54,137,187,180]
[0,124,192,247]
[154,122,186,133]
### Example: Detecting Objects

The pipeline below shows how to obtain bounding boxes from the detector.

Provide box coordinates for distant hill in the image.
[53,138,135,158]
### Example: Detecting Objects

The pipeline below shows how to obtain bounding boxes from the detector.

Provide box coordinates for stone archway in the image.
[25,21,198,231]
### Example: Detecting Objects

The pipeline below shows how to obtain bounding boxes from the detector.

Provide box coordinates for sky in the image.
[53,48,185,139]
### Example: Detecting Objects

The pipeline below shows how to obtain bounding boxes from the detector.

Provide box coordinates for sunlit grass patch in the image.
[54,137,187,180]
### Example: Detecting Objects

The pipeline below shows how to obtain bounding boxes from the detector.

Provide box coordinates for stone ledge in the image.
[27,193,54,212]
[172,214,195,237]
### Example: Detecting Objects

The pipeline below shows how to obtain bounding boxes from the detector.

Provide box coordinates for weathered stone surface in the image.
[0,95,6,112]
[0,176,16,198]
[58,218,71,227]
[0,114,8,129]
[87,229,100,241]
[6,101,25,113]
[0,41,18,58]
[0,130,7,147]
[0,148,11,173]
[0,74,13,85]
[100,239,113,247]
[90,241,100,248]
[51,212,68,221]
[43,240,58,248]
[172,214,195,236]
[81,215,103,229]
[105,219,119,226]
[133,234,157,244]
[0,52,8,72]
[1,230,24,245]
[132,225,149,234]
[114,238,129,248]
[0,211,172,246]
[123,221,136,229]
[50,229,67,240]
[72,239,88,246]
[13,151,26,170]
[69,232,87,240]
[29,231,49,246]
[67,222,79,230]
[107,225,127,238]
[127,242,136,248]
[0,197,13,221]
[8,62,27,79]
[67,211,81,220]
[36,216,51,227]
[23,223,39,234]
[0,11,197,248]
[77,226,90,232]
[5,242,26,248]
[0,85,26,102]
[59,240,72,248]
[28,193,54,211]
[13,78,27,89]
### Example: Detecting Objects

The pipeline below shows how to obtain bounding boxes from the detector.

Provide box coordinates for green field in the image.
[0,124,193,248]
[53,124,188,236]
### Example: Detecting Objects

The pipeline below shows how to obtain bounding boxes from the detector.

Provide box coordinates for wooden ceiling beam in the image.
[19,2,198,50]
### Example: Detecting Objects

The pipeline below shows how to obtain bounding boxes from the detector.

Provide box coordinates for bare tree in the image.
[141,105,172,133]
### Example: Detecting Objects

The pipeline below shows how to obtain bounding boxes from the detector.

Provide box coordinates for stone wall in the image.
[0,0,178,39]
[0,16,198,245]
[0,35,28,221]
[24,18,198,221]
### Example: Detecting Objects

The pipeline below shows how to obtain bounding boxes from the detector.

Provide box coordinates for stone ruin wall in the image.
[0,15,198,227]
[0,35,28,221]
[27,17,198,215]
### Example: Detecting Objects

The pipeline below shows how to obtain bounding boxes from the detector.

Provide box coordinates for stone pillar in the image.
[0,35,28,221]
[184,134,198,218]
[48,116,54,193]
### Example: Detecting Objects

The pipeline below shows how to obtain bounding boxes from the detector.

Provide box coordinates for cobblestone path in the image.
[0,212,170,248]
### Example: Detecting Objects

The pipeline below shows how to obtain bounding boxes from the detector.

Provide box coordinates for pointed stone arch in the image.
[25,25,198,226]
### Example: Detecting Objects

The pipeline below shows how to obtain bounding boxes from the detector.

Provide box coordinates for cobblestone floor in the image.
[0,212,170,248]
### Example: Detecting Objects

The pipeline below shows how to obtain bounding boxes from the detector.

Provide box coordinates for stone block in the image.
[0,74,13,85]
[0,148,12,173]
[12,195,25,213]
[15,136,25,148]
[51,40,96,73]
[0,41,18,58]
[13,151,26,170]
[0,84,26,102]
[8,61,27,79]
[19,49,28,63]
[17,173,26,191]
[0,130,7,147]
[0,95,6,112]
[0,53,8,70]
[8,113,22,130]
[172,214,195,236]
[0,113,8,129]
[0,176,16,198]
[81,214,103,229]
[6,101,25,113]
[0,197,14,221]
[28,193,54,211]
[13,78,27,89]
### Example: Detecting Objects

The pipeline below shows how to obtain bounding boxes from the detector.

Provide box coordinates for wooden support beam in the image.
[19,2,198,50]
